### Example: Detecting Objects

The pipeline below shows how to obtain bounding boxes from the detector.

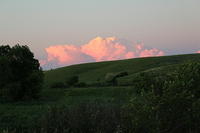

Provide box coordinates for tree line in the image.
[0,45,43,101]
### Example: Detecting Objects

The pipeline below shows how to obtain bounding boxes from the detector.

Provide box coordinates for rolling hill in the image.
[1,53,200,132]
[45,53,200,86]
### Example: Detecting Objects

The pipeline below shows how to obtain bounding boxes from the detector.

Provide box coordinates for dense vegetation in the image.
[39,62,200,133]
[0,46,200,133]
[0,45,44,101]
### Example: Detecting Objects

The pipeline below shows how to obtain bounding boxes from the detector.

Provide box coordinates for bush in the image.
[132,70,172,95]
[105,73,117,85]
[105,71,128,86]
[66,76,79,87]
[125,62,200,133]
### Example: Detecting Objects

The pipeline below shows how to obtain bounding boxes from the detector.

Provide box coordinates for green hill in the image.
[1,53,200,132]
[45,54,200,86]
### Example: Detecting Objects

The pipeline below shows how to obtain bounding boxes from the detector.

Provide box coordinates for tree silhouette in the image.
[0,44,44,101]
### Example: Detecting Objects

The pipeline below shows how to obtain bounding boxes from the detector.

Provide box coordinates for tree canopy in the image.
[0,44,44,101]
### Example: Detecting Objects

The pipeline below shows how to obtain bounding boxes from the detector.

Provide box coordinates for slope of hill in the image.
[1,53,200,132]
[45,54,200,86]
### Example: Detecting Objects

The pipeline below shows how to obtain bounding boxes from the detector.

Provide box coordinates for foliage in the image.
[132,70,172,95]
[1,54,200,132]
[105,71,128,86]
[0,56,12,97]
[40,103,122,133]
[126,62,200,133]
[66,76,79,87]
[0,86,134,133]
[105,73,117,85]
[0,45,44,101]
[50,82,66,89]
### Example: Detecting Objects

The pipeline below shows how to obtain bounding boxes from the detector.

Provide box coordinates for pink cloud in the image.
[139,48,164,57]
[39,60,47,66]
[135,44,143,51]
[45,45,94,65]
[197,51,200,53]
[81,37,133,61]
[41,37,165,68]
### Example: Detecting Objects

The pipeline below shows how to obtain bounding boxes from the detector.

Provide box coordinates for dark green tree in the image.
[0,44,44,101]
[0,56,13,98]
[126,62,200,133]
[0,45,11,56]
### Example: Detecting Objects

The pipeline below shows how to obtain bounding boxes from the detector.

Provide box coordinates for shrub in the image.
[105,73,117,85]
[125,61,200,133]
[65,76,79,87]
[105,72,129,86]
[132,70,171,95]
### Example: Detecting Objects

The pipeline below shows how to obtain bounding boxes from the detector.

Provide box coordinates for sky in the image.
[0,0,200,68]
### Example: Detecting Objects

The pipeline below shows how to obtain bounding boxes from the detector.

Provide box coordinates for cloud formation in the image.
[197,51,200,53]
[81,37,134,61]
[46,45,94,65]
[42,37,165,68]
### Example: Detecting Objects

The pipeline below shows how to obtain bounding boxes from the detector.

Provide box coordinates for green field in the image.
[45,54,200,86]
[1,53,200,132]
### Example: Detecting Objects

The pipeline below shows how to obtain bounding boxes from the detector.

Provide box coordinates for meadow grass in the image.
[45,54,200,86]
[0,86,135,130]
[1,53,200,132]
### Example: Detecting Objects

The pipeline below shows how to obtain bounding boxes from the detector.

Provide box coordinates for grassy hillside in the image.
[45,54,200,86]
[1,53,200,132]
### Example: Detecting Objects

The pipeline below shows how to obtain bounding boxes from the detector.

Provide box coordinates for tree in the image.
[105,71,128,86]
[0,44,44,101]
[126,62,200,133]
[0,45,11,56]
[0,56,13,99]
[105,73,117,85]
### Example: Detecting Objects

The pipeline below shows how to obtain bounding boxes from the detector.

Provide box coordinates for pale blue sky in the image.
[0,0,200,59]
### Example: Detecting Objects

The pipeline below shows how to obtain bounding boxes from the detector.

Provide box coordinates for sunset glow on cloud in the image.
[197,51,200,53]
[139,48,164,57]
[42,37,165,68]
[81,37,134,61]
[46,45,94,65]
